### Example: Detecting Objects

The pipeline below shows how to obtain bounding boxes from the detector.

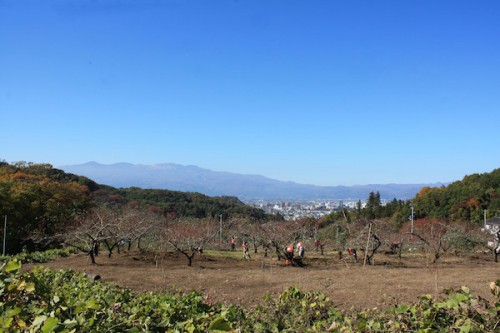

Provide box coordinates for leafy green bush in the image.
[242,286,343,332]
[241,283,500,332]
[1,259,499,332]
[0,248,76,264]
[0,259,242,332]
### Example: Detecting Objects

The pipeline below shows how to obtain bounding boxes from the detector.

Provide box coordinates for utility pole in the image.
[2,215,6,256]
[410,205,414,234]
[483,209,487,228]
[336,222,339,245]
[219,214,223,249]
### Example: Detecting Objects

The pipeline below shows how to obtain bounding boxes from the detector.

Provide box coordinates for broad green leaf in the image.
[41,316,59,333]
[5,307,21,317]
[32,315,48,327]
[208,316,233,331]
[63,319,78,329]
[395,304,409,313]
[4,260,21,273]
[126,328,140,333]
[18,318,26,329]
[1,317,13,328]
[86,299,98,309]
[458,318,472,333]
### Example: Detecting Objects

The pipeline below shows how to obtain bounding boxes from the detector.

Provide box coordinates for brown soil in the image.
[24,249,499,311]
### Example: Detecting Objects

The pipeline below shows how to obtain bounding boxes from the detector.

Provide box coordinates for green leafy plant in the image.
[1,259,499,332]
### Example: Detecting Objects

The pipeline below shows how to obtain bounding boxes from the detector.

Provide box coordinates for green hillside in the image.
[0,161,266,253]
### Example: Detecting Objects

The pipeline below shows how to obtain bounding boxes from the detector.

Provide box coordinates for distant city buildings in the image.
[245,199,379,220]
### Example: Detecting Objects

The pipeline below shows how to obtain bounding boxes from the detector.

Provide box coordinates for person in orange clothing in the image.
[285,243,294,265]
[230,237,236,251]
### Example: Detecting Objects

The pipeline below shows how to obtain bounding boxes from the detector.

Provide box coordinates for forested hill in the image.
[412,168,500,222]
[322,168,500,226]
[0,161,266,220]
[98,186,267,219]
[0,162,267,252]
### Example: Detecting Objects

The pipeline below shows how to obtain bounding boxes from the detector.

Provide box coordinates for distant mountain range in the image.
[59,162,446,201]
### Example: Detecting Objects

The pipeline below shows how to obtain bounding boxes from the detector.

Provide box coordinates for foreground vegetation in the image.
[1,259,499,332]
[0,248,76,265]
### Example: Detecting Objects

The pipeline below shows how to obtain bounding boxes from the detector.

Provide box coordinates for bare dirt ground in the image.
[25,249,499,311]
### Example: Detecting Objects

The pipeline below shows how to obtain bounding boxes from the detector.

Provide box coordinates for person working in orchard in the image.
[296,241,305,258]
[230,237,236,251]
[348,247,358,262]
[242,241,251,259]
[285,243,294,265]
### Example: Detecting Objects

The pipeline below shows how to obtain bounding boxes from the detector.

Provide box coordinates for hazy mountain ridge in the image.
[59,162,446,200]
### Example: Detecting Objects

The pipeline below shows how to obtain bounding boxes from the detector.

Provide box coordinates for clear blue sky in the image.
[1,0,499,186]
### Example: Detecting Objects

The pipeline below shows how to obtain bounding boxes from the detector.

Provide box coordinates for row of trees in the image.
[3,191,496,267]
[93,213,495,266]
[59,206,164,264]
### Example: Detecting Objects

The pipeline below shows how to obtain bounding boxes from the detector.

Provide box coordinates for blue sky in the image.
[1,0,499,186]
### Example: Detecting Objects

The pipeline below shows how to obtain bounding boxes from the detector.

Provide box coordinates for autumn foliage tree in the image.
[0,162,91,252]
[413,169,500,223]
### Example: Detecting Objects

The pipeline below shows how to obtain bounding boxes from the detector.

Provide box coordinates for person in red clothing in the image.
[230,237,236,251]
[348,247,358,262]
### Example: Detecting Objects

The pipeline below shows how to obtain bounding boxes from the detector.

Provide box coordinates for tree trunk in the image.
[103,240,114,258]
[367,234,382,265]
[88,249,96,264]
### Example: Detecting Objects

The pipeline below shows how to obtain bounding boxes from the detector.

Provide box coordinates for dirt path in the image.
[25,250,500,310]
